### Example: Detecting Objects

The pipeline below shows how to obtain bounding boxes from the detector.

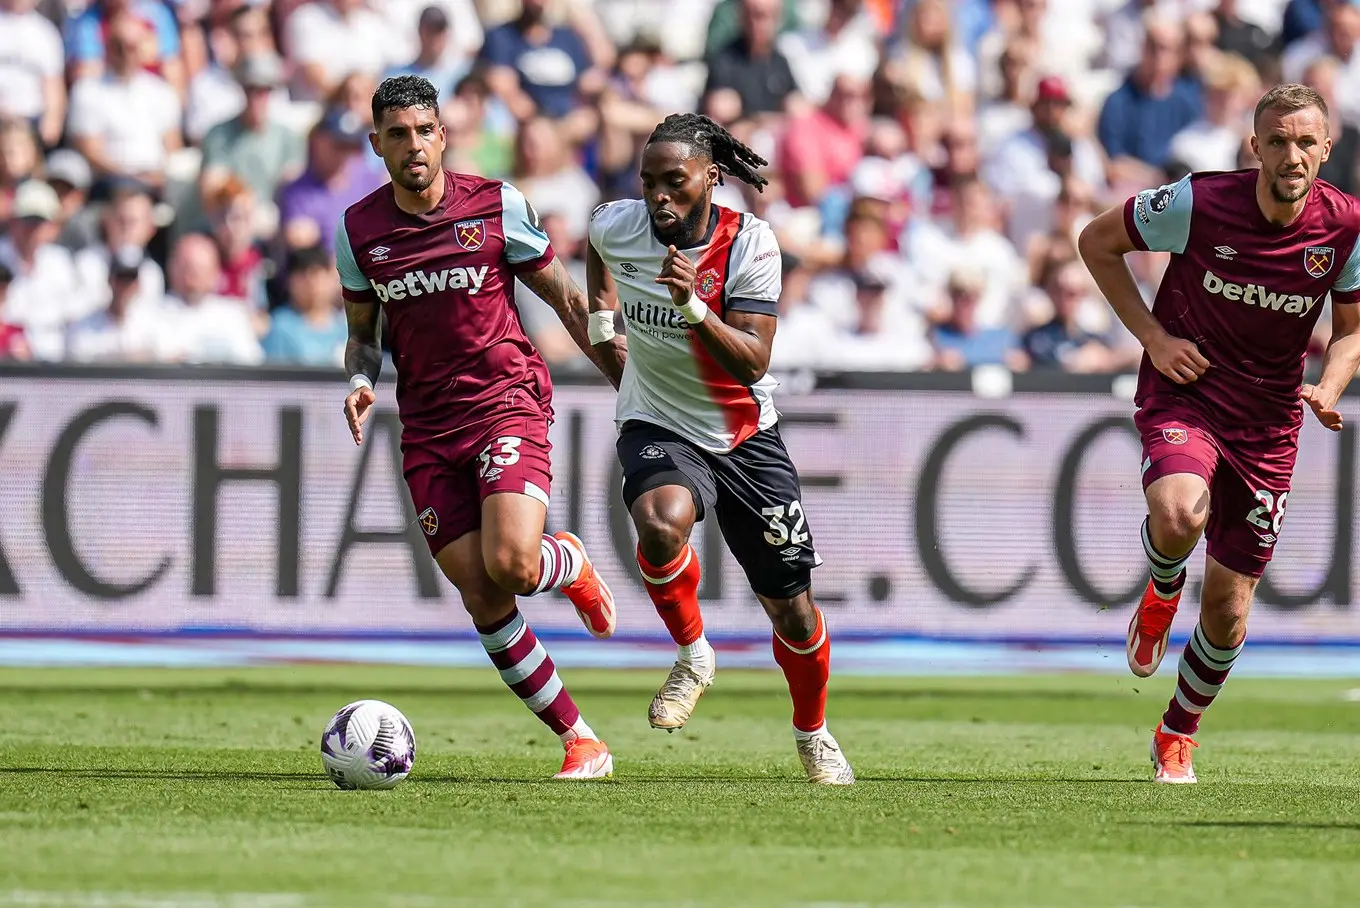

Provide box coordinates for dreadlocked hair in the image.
[646,113,769,192]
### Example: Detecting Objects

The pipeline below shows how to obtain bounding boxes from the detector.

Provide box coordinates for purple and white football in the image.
[320,699,416,790]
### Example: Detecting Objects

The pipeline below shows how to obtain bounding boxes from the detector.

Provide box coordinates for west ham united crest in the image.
[455,219,485,251]
[418,507,439,536]
[1162,428,1188,446]
[1305,245,1335,278]
[695,268,722,302]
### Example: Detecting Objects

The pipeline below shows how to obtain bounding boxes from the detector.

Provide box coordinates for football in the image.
[319,699,416,790]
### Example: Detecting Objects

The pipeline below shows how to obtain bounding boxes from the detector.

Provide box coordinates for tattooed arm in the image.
[520,255,626,389]
[342,299,381,446]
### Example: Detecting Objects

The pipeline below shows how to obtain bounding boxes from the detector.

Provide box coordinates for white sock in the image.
[678,635,715,676]
[560,715,596,745]
[1158,722,1191,737]
[793,722,827,742]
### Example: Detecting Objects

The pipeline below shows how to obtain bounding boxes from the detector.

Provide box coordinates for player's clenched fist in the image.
[1301,383,1344,431]
[344,385,377,446]
[1147,333,1210,384]
[656,245,697,306]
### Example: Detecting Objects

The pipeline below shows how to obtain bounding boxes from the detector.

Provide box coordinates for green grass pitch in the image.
[2,665,1359,907]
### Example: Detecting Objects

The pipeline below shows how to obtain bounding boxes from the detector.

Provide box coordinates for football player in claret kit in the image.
[586,113,853,785]
[336,76,627,780]
[1079,84,1360,783]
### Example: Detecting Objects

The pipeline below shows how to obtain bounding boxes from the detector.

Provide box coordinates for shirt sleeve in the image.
[500,181,555,272]
[1332,239,1360,303]
[334,212,377,302]
[724,219,782,316]
[1123,174,1194,254]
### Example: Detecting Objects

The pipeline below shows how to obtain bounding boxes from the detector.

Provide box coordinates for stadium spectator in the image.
[705,0,798,56]
[977,37,1036,156]
[808,200,913,330]
[0,117,40,223]
[65,247,176,362]
[0,0,66,148]
[595,37,668,199]
[778,73,871,210]
[984,75,1105,241]
[384,5,473,94]
[480,0,600,139]
[262,244,345,366]
[0,180,90,360]
[74,178,165,313]
[0,262,28,360]
[386,0,484,71]
[822,264,934,371]
[185,2,283,144]
[928,269,1025,372]
[908,177,1025,330]
[778,0,880,105]
[1168,51,1261,173]
[205,178,269,314]
[1021,259,1128,372]
[1303,54,1360,194]
[880,0,977,111]
[768,251,837,370]
[512,116,599,244]
[286,0,396,102]
[276,109,385,253]
[65,0,186,96]
[977,0,1100,95]
[1214,0,1280,78]
[199,53,304,208]
[1282,0,1360,124]
[441,73,514,179]
[162,233,263,365]
[704,0,798,119]
[1097,13,1204,174]
[66,13,182,193]
[44,149,99,253]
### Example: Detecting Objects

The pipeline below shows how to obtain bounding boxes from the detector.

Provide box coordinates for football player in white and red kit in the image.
[586,113,853,784]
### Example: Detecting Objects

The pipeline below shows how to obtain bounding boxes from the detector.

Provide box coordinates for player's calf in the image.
[767,596,852,783]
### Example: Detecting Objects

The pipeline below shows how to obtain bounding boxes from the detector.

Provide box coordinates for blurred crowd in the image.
[0,0,1349,373]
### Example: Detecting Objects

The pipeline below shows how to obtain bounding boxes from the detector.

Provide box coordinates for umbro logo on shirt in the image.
[370,246,391,261]
[1214,246,1236,260]
[620,262,639,274]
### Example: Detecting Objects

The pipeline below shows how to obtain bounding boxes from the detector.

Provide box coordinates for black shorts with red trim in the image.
[617,419,822,599]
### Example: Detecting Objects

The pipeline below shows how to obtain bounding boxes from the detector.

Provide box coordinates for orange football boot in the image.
[554,737,614,780]
[1127,578,1181,677]
[1151,728,1198,784]
[556,531,617,639]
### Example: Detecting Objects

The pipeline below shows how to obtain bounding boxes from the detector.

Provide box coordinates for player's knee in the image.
[484,545,540,596]
[1149,499,1207,552]
[633,499,691,565]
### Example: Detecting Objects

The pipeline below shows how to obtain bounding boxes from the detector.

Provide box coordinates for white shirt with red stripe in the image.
[589,199,783,454]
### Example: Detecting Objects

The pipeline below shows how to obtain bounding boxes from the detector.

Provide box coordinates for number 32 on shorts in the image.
[477,436,522,478]
[762,500,809,547]
[1246,489,1288,537]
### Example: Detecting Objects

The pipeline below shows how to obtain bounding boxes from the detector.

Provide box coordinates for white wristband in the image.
[348,374,374,394]
[587,309,617,344]
[676,294,708,326]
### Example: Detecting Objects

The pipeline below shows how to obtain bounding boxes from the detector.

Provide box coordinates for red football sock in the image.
[637,544,704,645]
[772,607,830,733]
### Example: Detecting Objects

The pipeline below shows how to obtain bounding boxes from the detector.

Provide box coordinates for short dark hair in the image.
[371,75,439,127]
[1254,83,1329,132]
[645,113,769,192]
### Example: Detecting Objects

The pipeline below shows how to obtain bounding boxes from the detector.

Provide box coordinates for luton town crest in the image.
[695,268,722,302]
[455,219,485,251]
[1305,245,1335,278]
[418,507,439,536]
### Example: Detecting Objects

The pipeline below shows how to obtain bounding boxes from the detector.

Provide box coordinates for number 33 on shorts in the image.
[478,436,522,479]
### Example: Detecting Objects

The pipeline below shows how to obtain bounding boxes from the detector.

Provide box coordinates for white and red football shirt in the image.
[589,199,783,453]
